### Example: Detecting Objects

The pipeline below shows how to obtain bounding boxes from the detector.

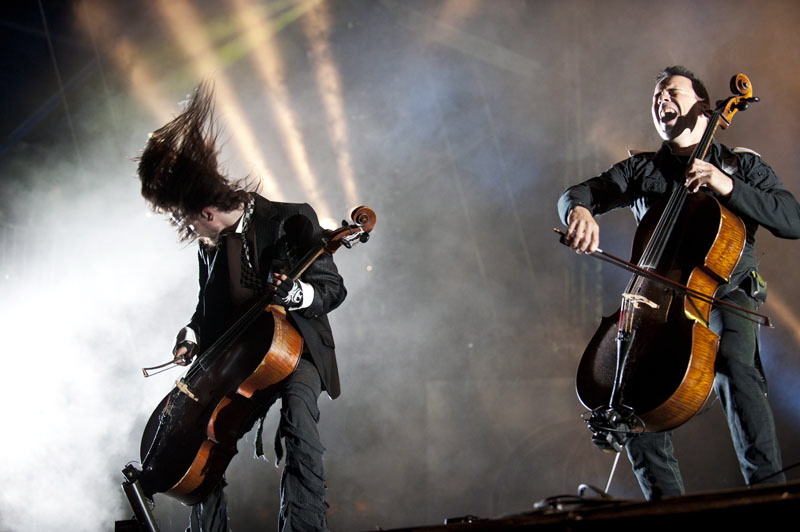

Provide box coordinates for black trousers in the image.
[625,288,786,499]
[188,357,328,531]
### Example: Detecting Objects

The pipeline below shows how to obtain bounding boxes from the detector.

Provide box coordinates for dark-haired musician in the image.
[558,66,800,500]
[137,82,345,531]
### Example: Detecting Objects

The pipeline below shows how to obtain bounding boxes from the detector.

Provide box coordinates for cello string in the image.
[186,292,274,380]
[597,243,769,325]
[638,106,723,270]
[637,178,683,270]
[627,106,727,325]
[186,239,329,378]
[181,218,366,380]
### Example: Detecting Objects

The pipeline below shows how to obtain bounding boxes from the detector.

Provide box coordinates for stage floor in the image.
[377,480,800,531]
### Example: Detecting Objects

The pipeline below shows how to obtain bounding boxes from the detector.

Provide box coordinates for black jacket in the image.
[188,194,347,398]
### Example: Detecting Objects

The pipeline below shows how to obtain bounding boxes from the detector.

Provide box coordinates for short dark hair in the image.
[655,65,710,106]
[136,81,252,241]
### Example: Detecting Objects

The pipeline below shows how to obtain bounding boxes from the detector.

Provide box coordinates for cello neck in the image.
[635,106,726,273]
[690,108,724,162]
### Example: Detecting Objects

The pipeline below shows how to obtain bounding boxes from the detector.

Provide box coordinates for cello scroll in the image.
[718,73,759,128]
[327,206,377,251]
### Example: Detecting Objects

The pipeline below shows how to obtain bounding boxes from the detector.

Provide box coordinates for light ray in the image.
[157,0,281,196]
[439,0,481,25]
[229,0,332,221]
[302,1,359,209]
[763,292,800,347]
[76,1,175,121]
[383,0,539,79]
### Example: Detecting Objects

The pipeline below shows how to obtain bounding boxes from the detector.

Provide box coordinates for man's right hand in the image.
[173,341,197,366]
[565,206,600,254]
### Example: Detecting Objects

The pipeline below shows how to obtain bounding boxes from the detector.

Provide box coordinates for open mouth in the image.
[659,107,678,122]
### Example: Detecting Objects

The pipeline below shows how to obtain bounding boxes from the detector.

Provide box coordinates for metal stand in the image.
[605,451,622,494]
[119,464,160,532]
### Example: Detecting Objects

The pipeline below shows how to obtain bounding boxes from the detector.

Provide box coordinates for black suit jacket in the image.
[188,194,347,398]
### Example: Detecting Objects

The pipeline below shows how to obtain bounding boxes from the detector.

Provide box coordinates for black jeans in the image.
[188,357,328,531]
[625,288,785,500]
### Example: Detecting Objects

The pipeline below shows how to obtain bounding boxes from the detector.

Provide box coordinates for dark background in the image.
[2,1,799,531]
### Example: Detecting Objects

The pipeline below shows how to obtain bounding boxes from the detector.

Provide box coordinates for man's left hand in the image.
[685,160,733,197]
[271,273,304,308]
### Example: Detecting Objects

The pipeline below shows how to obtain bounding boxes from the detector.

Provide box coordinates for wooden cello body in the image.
[576,192,745,432]
[575,74,757,441]
[137,305,301,505]
[134,206,376,505]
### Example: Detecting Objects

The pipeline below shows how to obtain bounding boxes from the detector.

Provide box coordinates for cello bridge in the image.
[622,293,659,309]
[175,379,200,402]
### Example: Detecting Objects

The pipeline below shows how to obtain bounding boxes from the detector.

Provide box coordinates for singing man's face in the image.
[651,75,705,141]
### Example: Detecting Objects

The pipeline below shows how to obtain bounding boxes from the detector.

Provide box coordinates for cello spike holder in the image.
[581,404,645,453]
[118,464,160,532]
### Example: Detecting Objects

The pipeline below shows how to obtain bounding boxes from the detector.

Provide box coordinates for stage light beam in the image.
[157,0,281,196]
[229,0,332,220]
[302,1,360,209]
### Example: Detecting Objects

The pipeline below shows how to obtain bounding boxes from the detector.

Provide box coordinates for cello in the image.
[125,206,376,507]
[566,74,761,451]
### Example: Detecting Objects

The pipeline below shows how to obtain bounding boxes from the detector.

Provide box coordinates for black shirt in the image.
[558,140,800,289]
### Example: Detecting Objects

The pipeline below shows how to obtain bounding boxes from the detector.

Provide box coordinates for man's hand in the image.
[271,273,304,308]
[685,160,733,196]
[173,340,197,366]
[565,206,600,254]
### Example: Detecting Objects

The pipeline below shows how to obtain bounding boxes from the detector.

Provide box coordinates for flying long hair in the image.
[136,81,252,241]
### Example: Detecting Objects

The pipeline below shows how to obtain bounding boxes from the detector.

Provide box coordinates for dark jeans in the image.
[188,357,328,531]
[626,288,786,500]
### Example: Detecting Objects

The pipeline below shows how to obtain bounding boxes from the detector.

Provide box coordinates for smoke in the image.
[2,1,800,531]
[0,131,198,530]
